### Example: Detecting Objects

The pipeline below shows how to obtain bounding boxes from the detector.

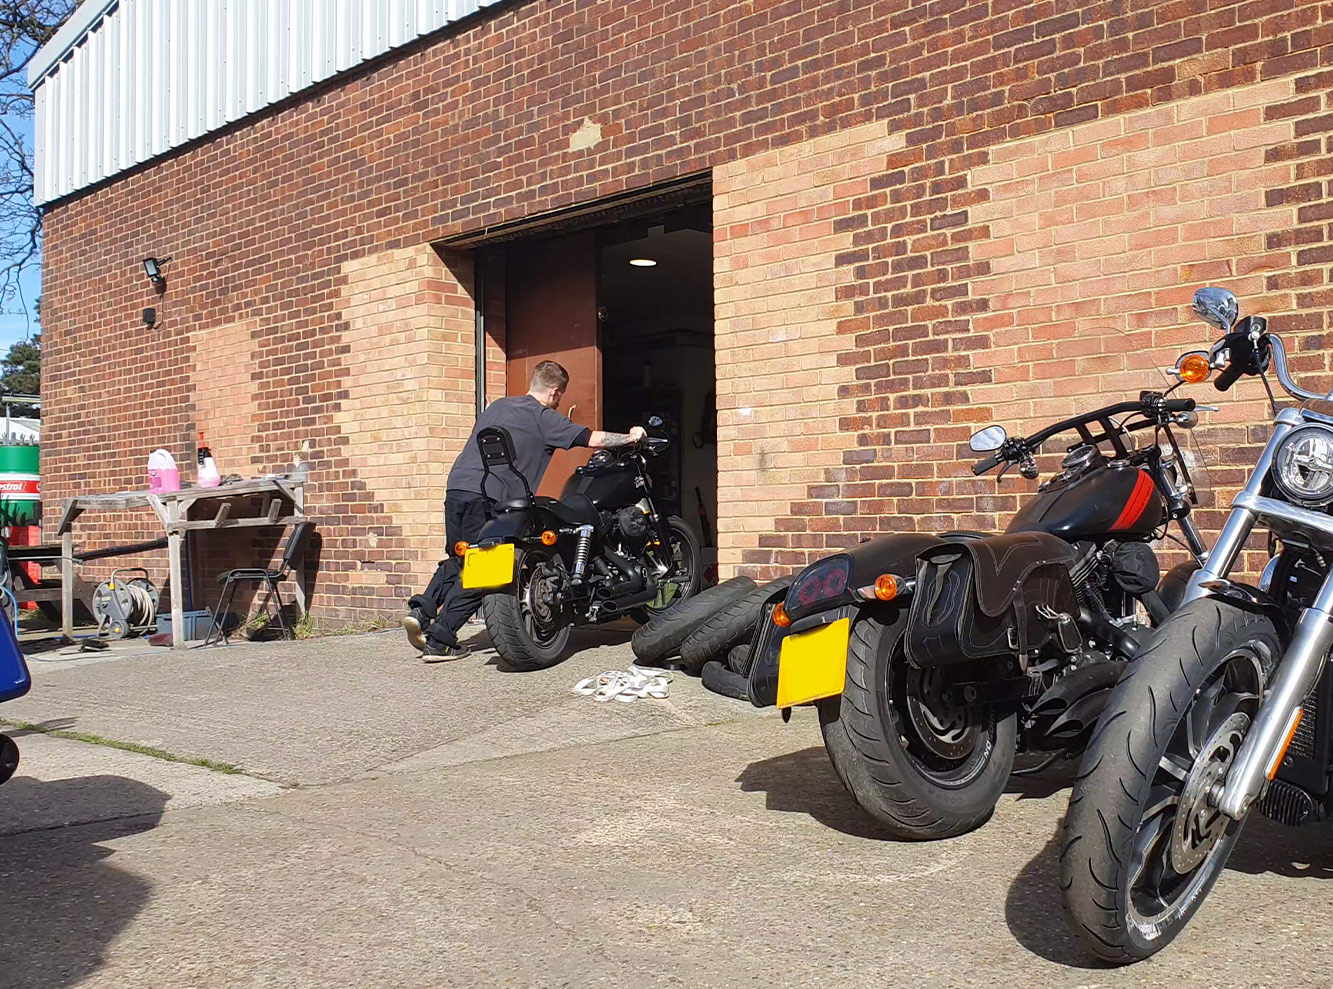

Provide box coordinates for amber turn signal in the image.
[454,541,470,557]
[541,530,558,546]
[874,574,899,601]
[772,603,791,628]
[1178,352,1211,384]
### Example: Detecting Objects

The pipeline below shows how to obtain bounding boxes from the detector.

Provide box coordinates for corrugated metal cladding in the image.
[29,0,510,206]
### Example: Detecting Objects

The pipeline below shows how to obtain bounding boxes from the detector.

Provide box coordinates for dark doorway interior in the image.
[598,204,717,576]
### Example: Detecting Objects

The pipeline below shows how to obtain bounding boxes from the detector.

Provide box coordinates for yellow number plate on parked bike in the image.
[462,544,516,589]
[776,617,850,708]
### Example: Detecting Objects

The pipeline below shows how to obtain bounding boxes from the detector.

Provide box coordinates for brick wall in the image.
[40,0,1332,620]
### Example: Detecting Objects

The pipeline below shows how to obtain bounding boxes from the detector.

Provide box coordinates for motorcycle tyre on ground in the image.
[817,608,1017,840]
[483,547,573,672]
[1059,599,1279,964]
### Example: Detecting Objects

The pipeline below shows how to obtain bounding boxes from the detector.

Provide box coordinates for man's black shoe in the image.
[402,609,430,651]
[422,641,471,664]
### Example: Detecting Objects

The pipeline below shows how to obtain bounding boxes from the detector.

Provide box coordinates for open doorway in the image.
[489,191,717,581]
[598,204,717,580]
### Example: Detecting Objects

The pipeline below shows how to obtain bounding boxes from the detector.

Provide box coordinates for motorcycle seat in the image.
[492,494,600,528]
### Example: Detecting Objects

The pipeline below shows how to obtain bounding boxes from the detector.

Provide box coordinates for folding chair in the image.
[204,521,314,646]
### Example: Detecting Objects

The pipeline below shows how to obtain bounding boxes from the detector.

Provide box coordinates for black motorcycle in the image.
[458,416,701,670]
[1061,289,1333,962]
[742,390,1208,839]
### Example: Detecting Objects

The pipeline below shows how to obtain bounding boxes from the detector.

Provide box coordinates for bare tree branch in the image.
[0,0,79,317]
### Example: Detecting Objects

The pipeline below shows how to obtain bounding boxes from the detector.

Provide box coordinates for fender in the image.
[747,532,954,709]
[783,532,948,624]
[474,511,536,547]
[1197,578,1292,641]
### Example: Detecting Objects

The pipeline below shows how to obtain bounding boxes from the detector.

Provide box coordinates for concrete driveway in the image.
[1,625,1330,988]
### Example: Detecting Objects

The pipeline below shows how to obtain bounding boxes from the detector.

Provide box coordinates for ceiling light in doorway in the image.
[629,258,657,267]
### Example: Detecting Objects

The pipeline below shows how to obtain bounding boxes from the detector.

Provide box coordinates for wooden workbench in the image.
[57,470,309,648]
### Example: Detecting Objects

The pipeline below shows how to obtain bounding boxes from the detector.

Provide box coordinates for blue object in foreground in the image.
[0,602,30,704]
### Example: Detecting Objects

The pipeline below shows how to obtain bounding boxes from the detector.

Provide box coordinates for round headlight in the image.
[1273,424,1333,508]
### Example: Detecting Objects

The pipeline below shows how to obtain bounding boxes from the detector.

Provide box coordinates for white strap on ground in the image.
[572,669,672,703]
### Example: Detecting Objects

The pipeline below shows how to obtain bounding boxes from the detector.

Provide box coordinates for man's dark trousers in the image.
[409,489,491,649]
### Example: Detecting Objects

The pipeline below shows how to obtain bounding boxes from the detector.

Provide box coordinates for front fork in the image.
[1184,410,1333,819]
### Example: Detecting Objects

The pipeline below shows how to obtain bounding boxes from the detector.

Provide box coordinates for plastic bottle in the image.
[148,449,180,493]
[197,432,221,488]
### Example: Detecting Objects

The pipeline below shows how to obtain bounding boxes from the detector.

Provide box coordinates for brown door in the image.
[505,230,601,497]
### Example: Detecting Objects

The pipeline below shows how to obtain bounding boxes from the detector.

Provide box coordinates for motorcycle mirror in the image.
[1191,286,1238,334]
[647,415,664,428]
[969,425,1007,452]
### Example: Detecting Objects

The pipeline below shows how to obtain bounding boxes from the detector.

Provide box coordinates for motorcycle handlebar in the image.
[1213,361,1245,392]
[972,451,1003,475]
[975,394,1192,476]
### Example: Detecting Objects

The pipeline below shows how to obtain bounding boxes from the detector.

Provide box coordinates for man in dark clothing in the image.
[404,360,646,661]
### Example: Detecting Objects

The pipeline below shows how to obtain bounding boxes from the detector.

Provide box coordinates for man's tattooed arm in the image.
[588,430,637,448]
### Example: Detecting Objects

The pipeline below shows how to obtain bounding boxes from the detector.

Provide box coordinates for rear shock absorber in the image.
[571,525,595,580]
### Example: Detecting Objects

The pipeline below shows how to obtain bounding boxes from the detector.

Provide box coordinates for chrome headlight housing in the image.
[1272,424,1333,508]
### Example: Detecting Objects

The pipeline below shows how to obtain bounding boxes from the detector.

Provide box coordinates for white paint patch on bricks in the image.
[569,118,604,152]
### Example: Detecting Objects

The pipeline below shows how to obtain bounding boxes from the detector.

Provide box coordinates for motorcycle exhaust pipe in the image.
[603,546,646,594]
[599,583,661,615]
[1079,607,1145,660]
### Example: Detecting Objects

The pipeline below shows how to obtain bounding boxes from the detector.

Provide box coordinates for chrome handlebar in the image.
[1267,333,1329,403]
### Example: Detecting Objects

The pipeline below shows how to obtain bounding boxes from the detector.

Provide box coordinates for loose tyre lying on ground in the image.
[631,576,755,667]
[677,576,793,675]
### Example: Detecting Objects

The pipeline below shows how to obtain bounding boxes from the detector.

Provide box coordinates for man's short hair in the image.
[530,361,570,392]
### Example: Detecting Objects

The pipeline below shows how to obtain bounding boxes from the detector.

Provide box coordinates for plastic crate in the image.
[156,609,214,641]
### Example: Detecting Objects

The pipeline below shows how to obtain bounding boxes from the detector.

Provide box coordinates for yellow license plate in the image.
[462,544,516,589]
[776,617,851,708]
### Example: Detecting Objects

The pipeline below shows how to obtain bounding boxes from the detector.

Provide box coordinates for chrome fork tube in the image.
[1217,569,1333,819]
[1177,514,1210,563]
[1183,414,1298,604]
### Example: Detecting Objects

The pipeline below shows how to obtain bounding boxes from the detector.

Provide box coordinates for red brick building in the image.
[31,0,1333,622]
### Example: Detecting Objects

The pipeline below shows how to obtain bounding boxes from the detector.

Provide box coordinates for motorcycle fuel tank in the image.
[1006,463,1166,541]
[561,458,643,509]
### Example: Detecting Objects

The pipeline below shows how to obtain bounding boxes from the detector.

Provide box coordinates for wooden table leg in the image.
[61,530,74,643]
[168,530,185,649]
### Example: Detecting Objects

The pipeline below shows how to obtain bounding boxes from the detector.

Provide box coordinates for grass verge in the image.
[0,718,255,777]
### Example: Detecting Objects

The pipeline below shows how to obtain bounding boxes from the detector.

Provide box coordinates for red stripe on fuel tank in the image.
[1110,471,1155,531]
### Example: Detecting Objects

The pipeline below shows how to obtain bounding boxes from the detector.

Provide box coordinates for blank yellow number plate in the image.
[776,617,851,708]
[462,544,516,589]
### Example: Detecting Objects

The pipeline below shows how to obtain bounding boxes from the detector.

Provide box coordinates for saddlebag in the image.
[906,531,1079,668]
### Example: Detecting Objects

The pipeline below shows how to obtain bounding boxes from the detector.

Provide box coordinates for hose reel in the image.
[90,568,160,639]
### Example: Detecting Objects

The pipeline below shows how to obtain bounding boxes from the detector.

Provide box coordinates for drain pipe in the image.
[474,252,486,415]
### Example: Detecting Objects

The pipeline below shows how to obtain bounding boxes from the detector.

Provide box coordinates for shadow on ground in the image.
[1006,803,1333,968]
[1004,756,1080,800]
[0,775,167,989]
[737,745,895,840]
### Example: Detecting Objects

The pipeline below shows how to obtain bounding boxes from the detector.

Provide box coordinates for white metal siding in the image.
[29,0,510,205]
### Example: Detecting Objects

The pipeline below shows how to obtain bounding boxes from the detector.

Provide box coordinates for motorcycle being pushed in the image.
[457,416,701,671]
[742,388,1210,839]
[1061,288,1333,962]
